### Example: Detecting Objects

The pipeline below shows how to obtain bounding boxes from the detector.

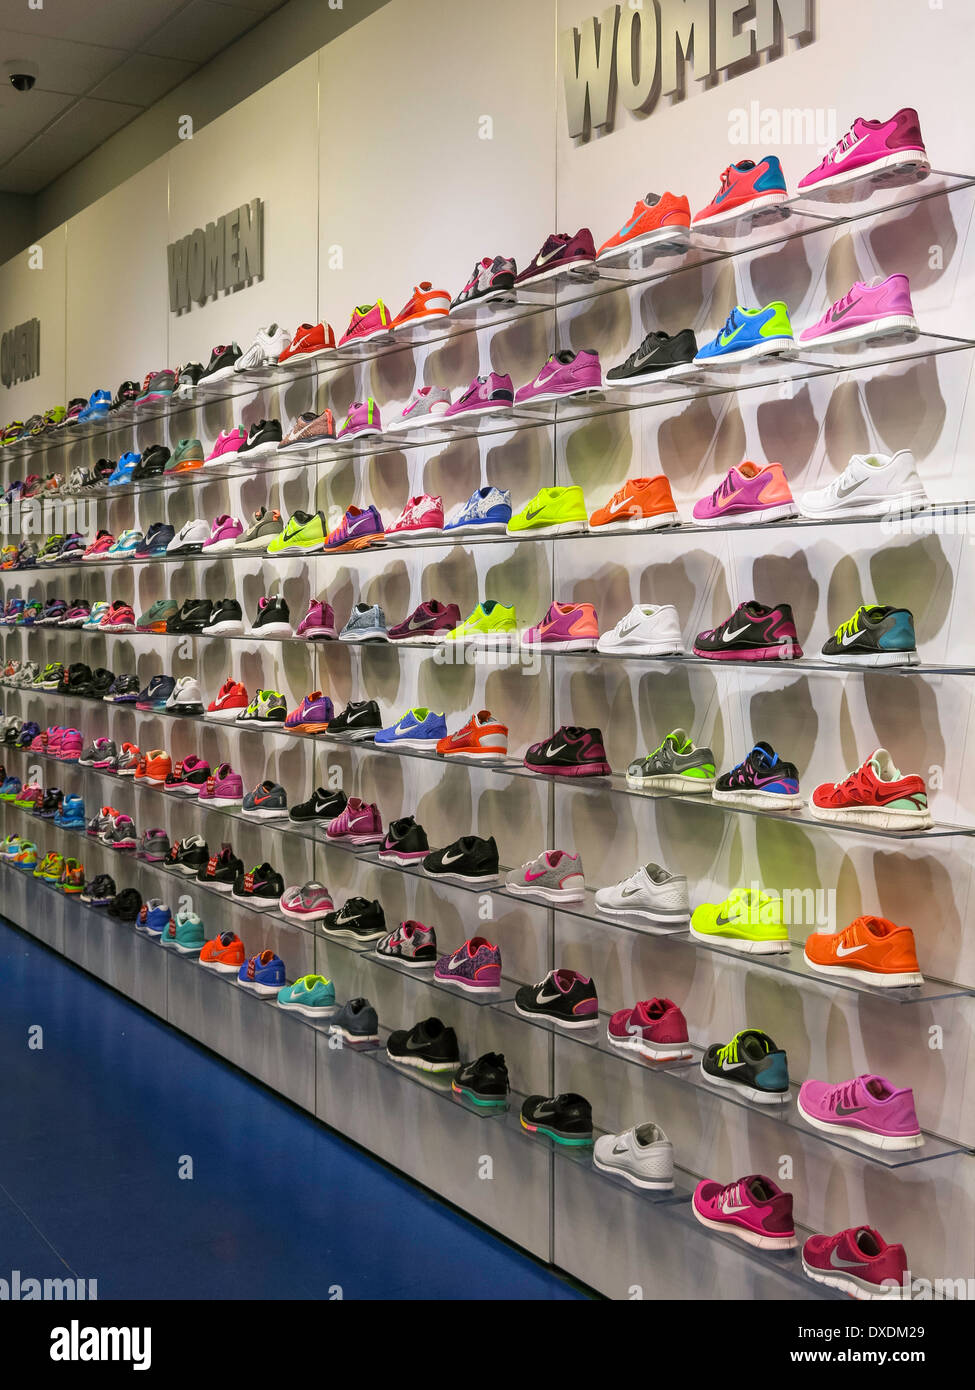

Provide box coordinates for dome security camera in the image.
[4,61,39,92]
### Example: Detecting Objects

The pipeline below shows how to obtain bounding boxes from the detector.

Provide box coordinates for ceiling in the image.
[0,0,289,195]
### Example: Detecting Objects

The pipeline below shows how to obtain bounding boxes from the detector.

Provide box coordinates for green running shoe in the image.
[507,485,588,536]
[266,509,328,556]
[626,728,716,792]
[691,887,789,955]
[444,599,517,644]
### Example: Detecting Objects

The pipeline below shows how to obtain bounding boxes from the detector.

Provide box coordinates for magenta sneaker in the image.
[47,727,64,758]
[433,936,502,994]
[204,428,247,468]
[99,601,137,632]
[607,997,692,1061]
[60,603,91,628]
[295,600,337,640]
[324,504,384,552]
[388,600,461,643]
[284,692,334,732]
[336,399,382,439]
[515,350,601,404]
[799,274,917,348]
[799,108,928,196]
[338,301,393,347]
[203,514,243,553]
[515,229,597,286]
[797,1074,922,1151]
[198,763,244,806]
[444,372,514,419]
[692,460,797,525]
[692,1174,797,1250]
[386,495,444,541]
[325,797,384,846]
[60,729,83,762]
[802,1226,909,1300]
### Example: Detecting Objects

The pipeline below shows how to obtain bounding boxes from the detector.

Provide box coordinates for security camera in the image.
[4,61,38,92]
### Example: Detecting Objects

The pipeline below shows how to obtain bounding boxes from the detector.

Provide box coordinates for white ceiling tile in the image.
[141,0,260,63]
[88,52,197,108]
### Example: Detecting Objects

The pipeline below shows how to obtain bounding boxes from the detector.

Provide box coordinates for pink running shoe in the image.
[203,428,247,469]
[802,1226,909,1300]
[325,797,384,846]
[279,882,335,923]
[692,461,797,526]
[336,399,382,439]
[203,514,243,553]
[521,602,599,652]
[607,997,693,1061]
[47,727,64,758]
[444,372,514,419]
[82,530,114,561]
[60,729,83,762]
[433,936,502,994]
[386,495,444,541]
[799,274,918,348]
[30,730,48,754]
[295,600,337,640]
[799,108,929,196]
[797,1074,922,1151]
[197,763,244,806]
[515,350,601,404]
[338,301,393,348]
[692,1174,798,1250]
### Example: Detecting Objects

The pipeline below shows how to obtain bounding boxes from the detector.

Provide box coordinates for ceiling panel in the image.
[88,51,197,107]
[141,0,259,63]
[0,88,76,138]
[0,29,126,95]
[0,0,188,50]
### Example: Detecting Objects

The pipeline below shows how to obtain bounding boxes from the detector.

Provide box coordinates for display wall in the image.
[1,0,974,1300]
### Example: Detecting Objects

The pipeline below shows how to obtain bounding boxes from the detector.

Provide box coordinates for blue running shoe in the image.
[79,389,111,423]
[135,523,175,557]
[107,451,141,486]
[136,898,173,937]
[375,707,448,749]
[238,950,286,996]
[276,975,335,1017]
[694,301,795,367]
[54,793,86,829]
[0,776,23,801]
[106,527,144,557]
[135,675,176,711]
[444,485,512,536]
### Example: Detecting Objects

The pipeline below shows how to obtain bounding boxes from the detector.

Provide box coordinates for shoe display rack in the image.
[2,163,975,1300]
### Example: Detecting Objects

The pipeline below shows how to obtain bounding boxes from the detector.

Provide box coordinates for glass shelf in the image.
[496,1000,970,1170]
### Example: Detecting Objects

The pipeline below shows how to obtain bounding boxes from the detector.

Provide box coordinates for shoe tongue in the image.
[642,191,661,206]
[751,741,776,767]
[736,160,757,172]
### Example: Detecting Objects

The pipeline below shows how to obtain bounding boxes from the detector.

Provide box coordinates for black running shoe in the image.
[63,662,90,695]
[249,595,290,635]
[523,726,611,778]
[378,816,430,865]
[328,699,382,741]
[700,1028,790,1103]
[520,1092,593,1144]
[237,418,283,461]
[130,444,170,481]
[36,788,63,819]
[693,601,803,662]
[201,599,244,636]
[386,1017,460,1073]
[232,861,285,903]
[820,604,918,668]
[607,328,698,385]
[199,343,242,382]
[107,887,142,922]
[713,741,801,809]
[177,362,205,391]
[453,1053,510,1107]
[320,897,386,942]
[135,523,175,557]
[104,674,140,704]
[166,599,212,634]
[422,835,500,884]
[109,381,140,413]
[289,787,348,823]
[80,873,117,906]
[168,835,209,876]
[515,968,599,1030]
[78,668,115,700]
[197,844,243,891]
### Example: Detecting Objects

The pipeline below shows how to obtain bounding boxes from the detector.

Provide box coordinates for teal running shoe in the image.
[276,975,335,1017]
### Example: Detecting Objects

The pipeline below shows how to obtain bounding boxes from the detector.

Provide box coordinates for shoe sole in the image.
[711,789,802,810]
[504,882,584,904]
[798,149,929,197]
[808,804,932,831]
[688,923,790,954]
[800,1258,909,1300]
[606,1033,693,1061]
[699,1059,790,1104]
[374,949,436,969]
[691,1202,797,1249]
[692,502,798,526]
[385,1051,458,1073]
[527,763,612,777]
[201,622,245,636]
[796,1094,923,1149]
[321,925,386,941]
[519,1116,593,1145]
[694,337,796,367]
[514,1003,597,1031]
[245,625,293,639]
[522,637,597,652]
[692,189,790,230]
[819,650,920,667]
[799,314,919,350]
[692,644,802,661]
[801,953,923,988]
[204,708,247,722]
[588,512,681,532]
[597,223,691,261]
[591,1153,675,1190]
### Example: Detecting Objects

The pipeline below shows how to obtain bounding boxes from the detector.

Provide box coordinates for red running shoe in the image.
[810,748,931,831]
[278,322,335,364]
[693,156,789,230]
[607,998,692,1062]
[802,1226,908,1300]
[692,1174,797,1250]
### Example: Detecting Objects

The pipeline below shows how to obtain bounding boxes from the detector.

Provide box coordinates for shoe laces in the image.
[827,284,859,317]
[708,469,740,506]
[714,1036,742,1067]
[833,606,868,642]
[823,125,857,165]
[824,1078,861,1112]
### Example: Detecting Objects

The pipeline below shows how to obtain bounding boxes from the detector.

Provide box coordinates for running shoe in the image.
[690,887,789,955]
[197,764,244,806]
[524,726,610,777]
[515,969,598,1030]
[798,107,928,195]
[452,1053,510,1108]
[713,741,801,808]
[522,601,598,652]
[205,679,248,722]
[202,514,244,553]
[514,350,601,404]
[242,781,288,819]
[692,460,797,525]
[626,729,714,792]
[507,485,587,536]
[202,428,247,468]
[391,282,451,330]
[701,1029,790,1103]
[385,495,444,540]
[236,419,282,463]
[320,897,386,942]
[605,328,697,385]
[234,324,291,370]
[594,863,689,928]
[279,883,335,924]
[165,676,204,715]
[798,450,927,520]
[336,400,382,440]
[324,504,384,552]
[328,998,380,1043]
[247,597,292,638]
[277,976,336,1016]
[597,190,691,259]
[797,1074,922,1151]
[338,604,388,642]
[801,1227,909,1300]
[593,1123,674,1190]
[99,601,137,633]
[433,937,502,994]
[607,998,692,1061]
[237,950,287,995]
[505,849,584,903]
[385,389,452,434]
[198,845,244,892]
[451,256,517,312]
[821,604,918,667]
[201,600,244,636]
[693,601,802,661]
[198,344,242,384]
[444,600,516,645]
[520,1093,593,1146]
[387,600,460,643]
[134,749,171,785]
[436,710,508,762]
[422,835,500,884]
[799,274,918,348]
[809,749,931,830]
[324,798,384,846]
[588,476,679,531]
[375,920,438,969]
[443,372,514,419]
[134,525,175,559]
[516,229,596,285]
[139,829,171,862]
[378,817,430,864]
[375,707,447,749]
[328,700,382,740]
[284,691,333,734]
[266,510,328,556]
[199,931,246,973]
[168,835,208,875]
[443,486,512,535]
[692,1175,797,1249]
[278,322,336,363]
[386,1017,460,1073]
[693,156,789,228]
[596,603,683,655]
[235,506,284,551]
[163,755,211,795]
[803,915,922,988]
[694,302,795,365]
[234,689,287,727]
[278,408,336,451]
[295,600,337,640]
[338,301,393,347]
[160,909,206,954]
[289,787,347,823]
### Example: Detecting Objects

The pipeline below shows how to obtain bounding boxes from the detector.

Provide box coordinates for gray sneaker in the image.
[236,506,284,552]
[242,780,288,819]
[374,920,438,968]
[329,997,379,1042]
[593,1122,674,1191]
[505,849,585,903]
[625,728,716,792]
[594,862,689,928]
[139,828,171,861]
[339,603,388,643]
[386,385,452,433]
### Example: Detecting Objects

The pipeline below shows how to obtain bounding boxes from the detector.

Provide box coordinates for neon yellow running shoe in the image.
[507,486,588,536]
[12,840,38,869]
[266,509,328,556]
[34,851,64,882]
[444,600,517,644]
[690,887,788,955]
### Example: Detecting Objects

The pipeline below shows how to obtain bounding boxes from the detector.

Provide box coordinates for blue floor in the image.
[0,919,586,1300]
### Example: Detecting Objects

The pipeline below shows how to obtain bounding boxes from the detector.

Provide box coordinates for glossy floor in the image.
[0,917,586,1301]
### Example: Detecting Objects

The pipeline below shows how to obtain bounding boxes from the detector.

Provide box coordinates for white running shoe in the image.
[235,325,292,371]
[798,450,928,520]
[596,603,683,656]
[165,676,204,714]
[594,862,689,930]
[593,1123,675,1190]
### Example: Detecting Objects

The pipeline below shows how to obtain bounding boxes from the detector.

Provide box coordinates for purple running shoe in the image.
[434,936,502,993]
[799,274,918,349]
[197,763,244,806]
[444,372,514,420]
[387,600,461,644]
[515,349,601,404]
[797,1074,922,1151]
[692,461,797,526]
[515,229,597,286]
[325,504,384,552]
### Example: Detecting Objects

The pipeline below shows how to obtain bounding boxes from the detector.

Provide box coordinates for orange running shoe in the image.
[135,749,172,785]
[200,930,246,973]
[436,710,509,762]
[278,322,336,364]
[597,191,691,261]
[803,915,923,988]
[392,282,451,331]
[589,475,679,532]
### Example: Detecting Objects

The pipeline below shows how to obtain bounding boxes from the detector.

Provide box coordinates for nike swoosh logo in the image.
[536,246,566,267]
[533,369,560,388]
[446,956,464,970]
[525,507,545,521]
[722,625,751,642]
[535,990,561,1005]
[831,133,868,165]
[720,1060,747,1071]
[441,851,464,865]
[546,745,568,758]
[839,631,864,647]
[718,321,747,347]
[831,298,862,322]
[830,1249,867,1269]
[834,1103,865,1116]
[609,496,638,515]
[714,914,738,927]
[836,942,866,956]
[721,1201,749,1214]
[405,1037,430,1051]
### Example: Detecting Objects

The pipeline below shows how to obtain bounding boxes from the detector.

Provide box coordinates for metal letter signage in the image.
[167,198,264,313]
[0,318,40,388]
[562,0,814,139]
